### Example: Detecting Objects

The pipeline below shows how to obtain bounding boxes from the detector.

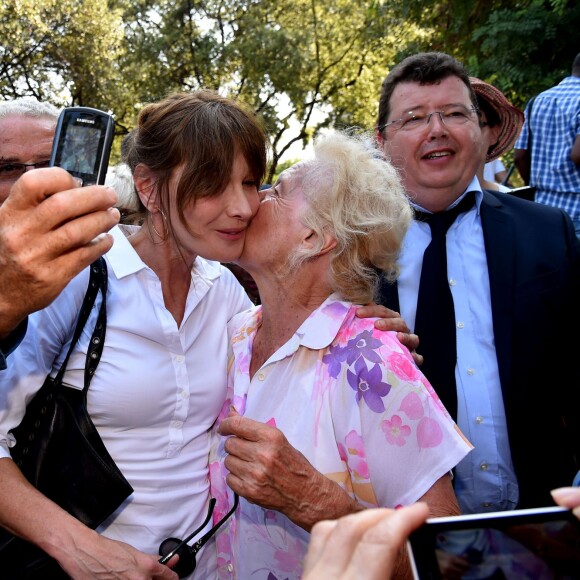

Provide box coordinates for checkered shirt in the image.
[515,76,580,219]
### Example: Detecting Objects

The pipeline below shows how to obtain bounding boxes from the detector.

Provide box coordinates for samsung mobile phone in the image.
[407,506,580,579]
[49,106,114,186]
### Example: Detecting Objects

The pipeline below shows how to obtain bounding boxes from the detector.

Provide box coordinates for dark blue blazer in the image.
[379,190,580,509]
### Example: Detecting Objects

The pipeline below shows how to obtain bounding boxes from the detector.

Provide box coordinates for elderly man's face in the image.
[0,115,56,205]
[238,162,311,275]
[378,76,483,212]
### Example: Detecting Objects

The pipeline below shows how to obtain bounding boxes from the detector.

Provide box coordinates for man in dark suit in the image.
[376,52,580,513]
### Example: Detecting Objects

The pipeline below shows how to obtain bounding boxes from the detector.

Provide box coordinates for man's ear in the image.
[303,229,337,256]
[133,164,158,211]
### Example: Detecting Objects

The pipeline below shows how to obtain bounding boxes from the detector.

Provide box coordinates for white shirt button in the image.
[181,390,188,399]
[449,279,457,286]
[475,416,484,424]
[467,368,475,375]
[175,355,184,363]
[480,463,489,471]
[457,321,465,329]
[257,372,266,381]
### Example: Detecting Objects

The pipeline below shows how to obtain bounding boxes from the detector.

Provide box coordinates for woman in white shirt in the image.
[0,90,267,579]
[0,92,416,580]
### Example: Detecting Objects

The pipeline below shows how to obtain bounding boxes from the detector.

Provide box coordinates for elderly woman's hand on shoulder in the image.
[355,304,422,366]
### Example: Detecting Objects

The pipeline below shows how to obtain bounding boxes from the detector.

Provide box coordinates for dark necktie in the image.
[413,192,475,421]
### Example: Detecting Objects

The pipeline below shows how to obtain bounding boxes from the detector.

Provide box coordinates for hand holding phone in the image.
[50,107,114,186]
[407,506,580,579]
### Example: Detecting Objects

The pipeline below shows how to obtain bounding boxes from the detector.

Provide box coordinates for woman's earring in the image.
[150,209,168,242]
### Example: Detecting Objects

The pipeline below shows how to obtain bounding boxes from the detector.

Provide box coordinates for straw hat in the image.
[470,77,524,162]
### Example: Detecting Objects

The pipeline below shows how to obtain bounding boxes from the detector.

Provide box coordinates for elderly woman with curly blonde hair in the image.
[210,131,472,579]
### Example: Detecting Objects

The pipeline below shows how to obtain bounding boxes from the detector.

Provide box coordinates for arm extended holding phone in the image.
[0,106,119,340]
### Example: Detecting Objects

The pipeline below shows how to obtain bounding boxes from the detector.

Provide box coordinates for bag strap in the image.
[83,259,107,393]
[53,257,108,394]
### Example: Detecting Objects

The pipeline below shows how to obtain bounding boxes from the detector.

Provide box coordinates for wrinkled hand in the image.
[218,413,362,531]
[303,503,429,580]
[0,168,119,337]
[356,304,422,366]
[55,530,178,580]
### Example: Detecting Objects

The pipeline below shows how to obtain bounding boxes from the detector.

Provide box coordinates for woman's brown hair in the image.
[126,90,267,230]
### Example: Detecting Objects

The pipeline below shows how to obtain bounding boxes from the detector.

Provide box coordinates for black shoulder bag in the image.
[0,257,133,579]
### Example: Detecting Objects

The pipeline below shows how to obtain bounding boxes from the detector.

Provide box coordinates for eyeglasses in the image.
[158,493,239,578]
[0,160,51,181]
[379,105,480,133]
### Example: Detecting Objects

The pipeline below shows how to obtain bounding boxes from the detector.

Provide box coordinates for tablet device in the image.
[407,506,580,579]
[508,185,536,201]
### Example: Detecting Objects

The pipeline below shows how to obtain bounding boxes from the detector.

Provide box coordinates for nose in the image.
[226,182,257,220]
[426,112,448,137]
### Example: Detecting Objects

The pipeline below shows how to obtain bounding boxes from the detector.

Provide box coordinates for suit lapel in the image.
[379,192,515,398]
[480,191,515,395]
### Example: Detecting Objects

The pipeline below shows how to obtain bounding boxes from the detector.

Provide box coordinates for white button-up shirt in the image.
[398,178,519,513]
[0,226,252,577]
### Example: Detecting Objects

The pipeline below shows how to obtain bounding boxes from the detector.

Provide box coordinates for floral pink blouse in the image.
[210,294,472,579]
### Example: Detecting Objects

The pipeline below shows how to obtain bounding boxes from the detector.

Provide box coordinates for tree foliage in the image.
[388,0,580,107]
[0,0,127,114]
[1,0,577,175]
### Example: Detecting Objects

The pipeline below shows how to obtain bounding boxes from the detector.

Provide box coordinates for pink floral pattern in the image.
[381,415,412,446]
[337,430,370,480]
[210,295,472,579]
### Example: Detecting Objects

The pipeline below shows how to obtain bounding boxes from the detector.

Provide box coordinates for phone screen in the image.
[408,507,580,579]
[59,124,102,175]
[50,107,114,186]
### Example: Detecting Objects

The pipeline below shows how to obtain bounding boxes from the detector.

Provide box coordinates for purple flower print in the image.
[347,356,391,412]
[322,344,350,378]
[381,415,411,446]
[344,330,383,365]
[323,329,383,378]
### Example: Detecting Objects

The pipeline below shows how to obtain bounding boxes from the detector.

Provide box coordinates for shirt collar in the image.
[106,225,222,283]
[106,225,148,279]
[409,175,483,216]
[272,294,352,363]
[297,294,352,350]
[233,294,351,366]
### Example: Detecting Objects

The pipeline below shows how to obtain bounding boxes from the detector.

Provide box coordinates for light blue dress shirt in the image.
[397,177,519,513]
